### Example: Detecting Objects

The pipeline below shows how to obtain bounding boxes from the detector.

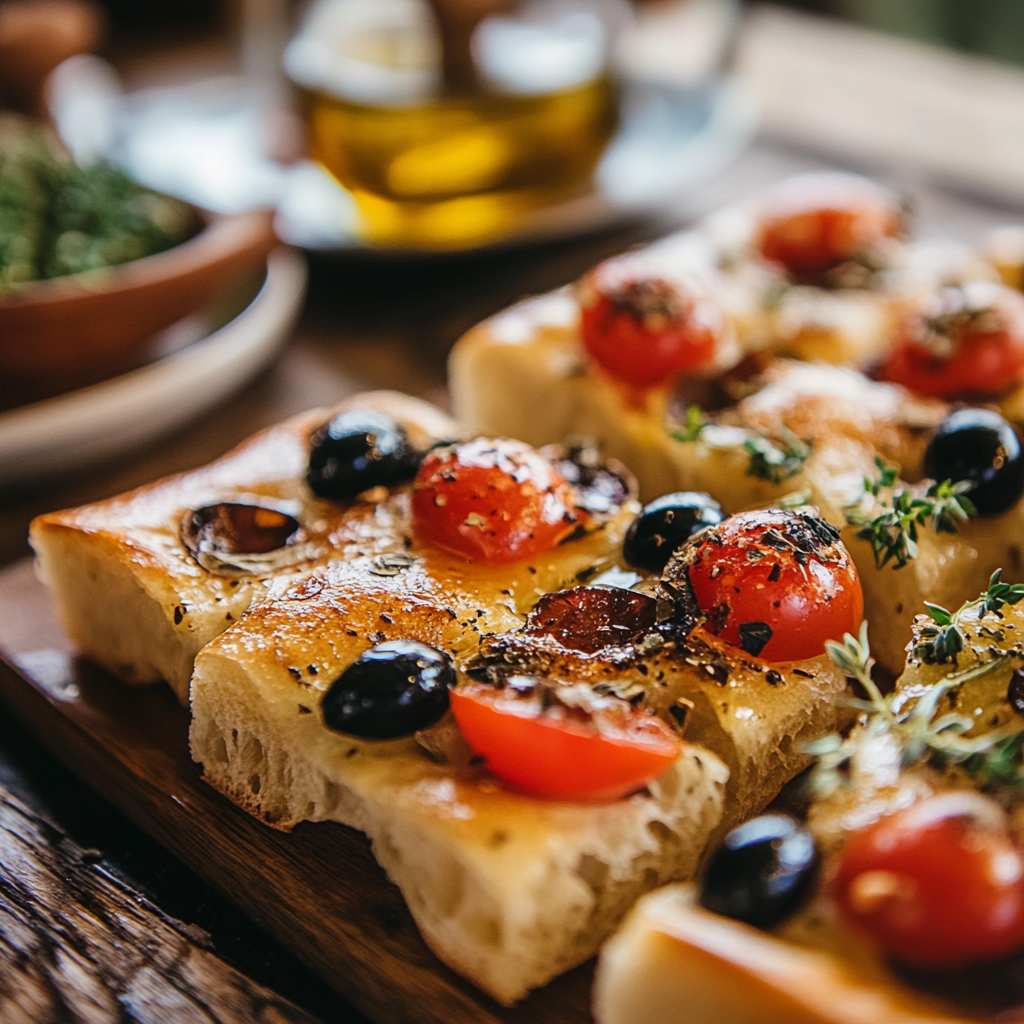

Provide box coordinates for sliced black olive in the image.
[698,813,819,929]
[181,503,301,559]
[307,411,421,501]
[321,640,453,739]
[623,492,724,572]
[923,409,1024,516]
[549,440,638,518]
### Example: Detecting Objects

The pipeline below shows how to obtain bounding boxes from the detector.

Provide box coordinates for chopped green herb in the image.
[668,404,707,443]
[0,115,195,294]
[743,428,813,485]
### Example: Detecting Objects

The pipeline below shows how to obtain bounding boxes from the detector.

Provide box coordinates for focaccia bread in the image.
[185,469,852,1002]
[31,391,857,1005]
[449,180,1024,675]
[594,579,1024,1024]
[31,391,460,703]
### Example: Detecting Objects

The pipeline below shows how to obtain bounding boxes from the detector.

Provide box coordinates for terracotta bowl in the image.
[0,207,278,401]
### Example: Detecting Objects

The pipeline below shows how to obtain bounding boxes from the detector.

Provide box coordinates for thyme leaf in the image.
[743,428,813,485]
[668,407,813,485]
[808,587,1024,797]
[843,458,976,570]
[913,570,1024,664]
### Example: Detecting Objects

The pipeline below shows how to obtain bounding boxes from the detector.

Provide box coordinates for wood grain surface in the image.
[0,781,319,1024]
[0,558,594,1024]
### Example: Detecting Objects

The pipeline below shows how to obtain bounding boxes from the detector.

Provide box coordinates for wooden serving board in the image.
[0,557,593,1024]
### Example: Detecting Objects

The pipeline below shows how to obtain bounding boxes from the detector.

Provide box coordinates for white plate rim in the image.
[0,247,307,489]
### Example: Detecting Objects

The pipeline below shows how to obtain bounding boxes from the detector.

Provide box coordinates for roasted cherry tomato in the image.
[755,172,902,284]
[579,251,725,391]
[833,793,1024,968]
[878,282,1024,399]
[449,680,682,801]
[411,438,579,563]
[683,508,863,662]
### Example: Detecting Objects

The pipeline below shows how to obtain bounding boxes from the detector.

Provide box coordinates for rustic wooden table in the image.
[2,132,1023,1022]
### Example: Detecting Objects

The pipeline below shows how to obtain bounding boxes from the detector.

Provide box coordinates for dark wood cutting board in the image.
[0,557,594,1024]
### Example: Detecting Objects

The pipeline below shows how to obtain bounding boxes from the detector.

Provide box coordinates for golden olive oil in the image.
[300,74,618,247]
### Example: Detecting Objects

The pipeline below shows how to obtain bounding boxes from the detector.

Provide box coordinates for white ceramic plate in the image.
[0,247,306,489]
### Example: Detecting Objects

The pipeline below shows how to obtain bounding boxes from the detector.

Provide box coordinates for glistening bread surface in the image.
[31,392,459,703]
[188,530,845,1001]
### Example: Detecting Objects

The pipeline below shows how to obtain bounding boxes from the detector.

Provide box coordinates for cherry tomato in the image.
[833,793,1024,968]
[449,681,682,801]
[411,438,579,563]
[878,283,1024,399]
[755,173,902,283]
[579,252,725,391]
[685,508,863,662]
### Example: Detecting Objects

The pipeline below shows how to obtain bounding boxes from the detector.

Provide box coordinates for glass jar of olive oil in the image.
[285,0,622,247]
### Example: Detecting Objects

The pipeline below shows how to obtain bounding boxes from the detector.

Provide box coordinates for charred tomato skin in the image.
[924,409,1024,516]
[624,491,724,573]
[578,252,725,391]
[699,814,819,929]
[755,172,902,283]
[684,508,863,663]
[449,680,682,801]
[833,794,1024,968]
[878,284,1024,399]
[411,438,579,564]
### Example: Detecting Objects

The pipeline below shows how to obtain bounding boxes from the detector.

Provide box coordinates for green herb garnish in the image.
[669,406,813,485]
[807,606,1024,796]
[743,428,813,485]
[842,457,975,570]
[669,404,706,443]
[913,570,1024,664]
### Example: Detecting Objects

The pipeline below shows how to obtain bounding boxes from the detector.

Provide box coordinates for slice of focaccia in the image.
[31,392,459,703]
[594,581,1024,1024]
[188,504,850,1003]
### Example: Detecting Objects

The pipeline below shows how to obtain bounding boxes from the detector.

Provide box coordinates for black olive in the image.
[181,503,301,558]
[623,492,724,572]
[698,813,819,929]
[321,640,453,739]
[307,411,421,500]
[923,409,1024,516]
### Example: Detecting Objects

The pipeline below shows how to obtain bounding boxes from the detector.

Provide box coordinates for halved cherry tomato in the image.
[449,680,682,801]
[579,252,724,391]
[685,508,863,662]
[755,172,902,283]
[833,793,1024,968]
[878,283,1024,399]
[411,438,579,563]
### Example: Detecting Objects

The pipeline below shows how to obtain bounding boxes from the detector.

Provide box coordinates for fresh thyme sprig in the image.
[806,615,1024,796]
[669,406,813,485]
[842,457,976,570]
[913,569,1024,664]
